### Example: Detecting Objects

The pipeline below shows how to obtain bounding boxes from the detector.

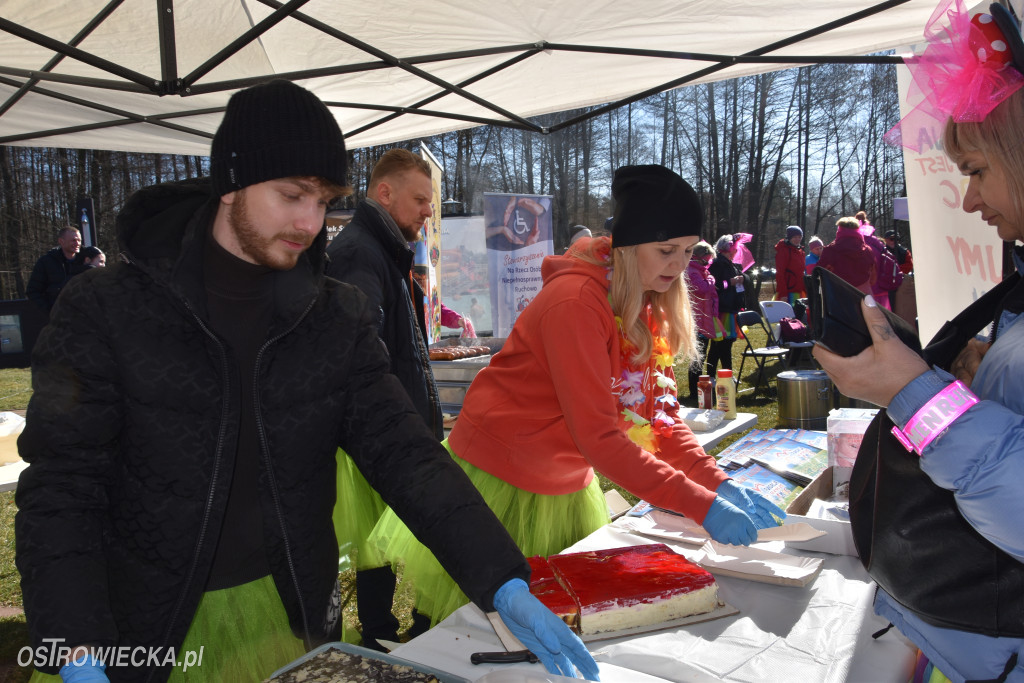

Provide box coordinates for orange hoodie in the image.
[449,236,728,523]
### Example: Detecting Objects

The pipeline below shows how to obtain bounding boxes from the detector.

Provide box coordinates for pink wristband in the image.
[891,380,978,456]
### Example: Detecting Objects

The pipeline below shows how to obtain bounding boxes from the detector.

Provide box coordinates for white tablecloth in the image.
[392,526,917,682]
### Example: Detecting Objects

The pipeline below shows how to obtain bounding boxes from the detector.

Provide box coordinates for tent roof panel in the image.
[0,0,941,154]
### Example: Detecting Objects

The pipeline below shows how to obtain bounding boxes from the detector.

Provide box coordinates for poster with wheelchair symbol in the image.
[483,192,553,337]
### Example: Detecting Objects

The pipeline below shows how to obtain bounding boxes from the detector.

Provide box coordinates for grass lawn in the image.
[0,323,791,681]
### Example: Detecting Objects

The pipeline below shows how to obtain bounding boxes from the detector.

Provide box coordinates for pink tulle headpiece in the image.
[885,0,1024,152]
[732,233,755,273]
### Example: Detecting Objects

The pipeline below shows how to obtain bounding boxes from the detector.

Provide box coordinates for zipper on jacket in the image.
[253,296,319,650]
[403,281,443,437]
[148,301,231,683]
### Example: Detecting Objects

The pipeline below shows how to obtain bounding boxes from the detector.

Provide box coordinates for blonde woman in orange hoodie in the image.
[368,165,784,627]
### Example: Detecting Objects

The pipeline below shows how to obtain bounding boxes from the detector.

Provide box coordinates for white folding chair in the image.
[736,309,790,397]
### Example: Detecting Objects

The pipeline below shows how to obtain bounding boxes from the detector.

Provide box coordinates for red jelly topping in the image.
[527,556,579,623]
[545,544,715,614]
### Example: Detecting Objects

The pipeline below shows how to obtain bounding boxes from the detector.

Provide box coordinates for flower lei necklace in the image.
[593,238,679,453]
[598,249,676,455]
[614,311,678,453]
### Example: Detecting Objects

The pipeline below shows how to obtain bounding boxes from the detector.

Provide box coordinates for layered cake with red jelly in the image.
[527,555,579,630]
[529,544,720,636]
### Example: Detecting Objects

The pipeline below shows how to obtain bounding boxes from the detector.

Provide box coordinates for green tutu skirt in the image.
[29,574,307,682]
[333,448,388,570]
[366,439,609,626]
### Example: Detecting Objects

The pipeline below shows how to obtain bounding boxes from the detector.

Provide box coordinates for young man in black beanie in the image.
[15,79,597,683]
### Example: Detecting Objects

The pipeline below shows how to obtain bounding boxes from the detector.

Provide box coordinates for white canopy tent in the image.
[0,0,940,154]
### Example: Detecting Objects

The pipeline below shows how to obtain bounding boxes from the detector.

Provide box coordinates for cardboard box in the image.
[783,467,857,556]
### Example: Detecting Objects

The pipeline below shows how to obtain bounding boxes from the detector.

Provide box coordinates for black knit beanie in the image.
[609,165,703,247]
[210,80,348,197]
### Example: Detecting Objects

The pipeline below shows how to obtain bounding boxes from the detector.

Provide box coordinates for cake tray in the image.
[579,600,739,643]
[266,641,472,682]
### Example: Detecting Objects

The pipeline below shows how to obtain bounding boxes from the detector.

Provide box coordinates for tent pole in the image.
[254,0,544,133]
[157,0,178,91]
[0,0,123,118]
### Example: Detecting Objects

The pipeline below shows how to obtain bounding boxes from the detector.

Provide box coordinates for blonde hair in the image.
[836,216,859,231]
[369,148,431,188]
[855,210,868,224]
[691,241,715,260]
[943,88,1024,227]
[576,239,697,366]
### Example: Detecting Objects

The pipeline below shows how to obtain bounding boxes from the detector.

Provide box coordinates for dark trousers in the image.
[705,337,735,376]
[356,566,432,651]
[356,566,400,650]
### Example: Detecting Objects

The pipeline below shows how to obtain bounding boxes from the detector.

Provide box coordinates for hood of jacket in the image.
[686,257,711,280]
[832,228,866,247]
[540,235,612,292]
[115,177,327,324]
[775,238,803,254]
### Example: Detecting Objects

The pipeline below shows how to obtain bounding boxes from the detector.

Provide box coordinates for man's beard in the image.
[399,222,423,242]
[229,191,312,270]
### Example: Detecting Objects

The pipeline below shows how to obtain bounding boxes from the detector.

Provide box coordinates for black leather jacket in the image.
[15,179,527,682]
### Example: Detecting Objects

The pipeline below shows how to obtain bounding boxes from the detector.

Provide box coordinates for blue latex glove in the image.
[493,578,600,681]
[702,497,757,546]
[716,479,787,529]
[60,654,108,683]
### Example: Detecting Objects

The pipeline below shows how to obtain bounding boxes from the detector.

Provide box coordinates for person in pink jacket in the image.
[367,165,785,627]
[686,241,721,401]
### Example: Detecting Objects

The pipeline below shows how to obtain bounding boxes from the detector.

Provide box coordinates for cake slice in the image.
[546,544,721,636]
[527,555,580,630]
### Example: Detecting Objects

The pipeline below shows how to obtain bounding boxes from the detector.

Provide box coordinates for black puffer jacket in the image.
[25,247,74,314]
[325,200,442,439]
[15,179,528,682]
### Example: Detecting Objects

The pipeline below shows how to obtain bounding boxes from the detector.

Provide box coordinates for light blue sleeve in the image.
[888,367,1024,563]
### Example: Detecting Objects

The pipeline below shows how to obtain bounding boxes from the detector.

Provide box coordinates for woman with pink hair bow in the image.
[815,2,1024,680]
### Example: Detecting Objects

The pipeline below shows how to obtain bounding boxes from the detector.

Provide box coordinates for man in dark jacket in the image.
[25,225,82,315]
[328,149,440,440]
[15,80,596,683]
[325,148,442,650]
